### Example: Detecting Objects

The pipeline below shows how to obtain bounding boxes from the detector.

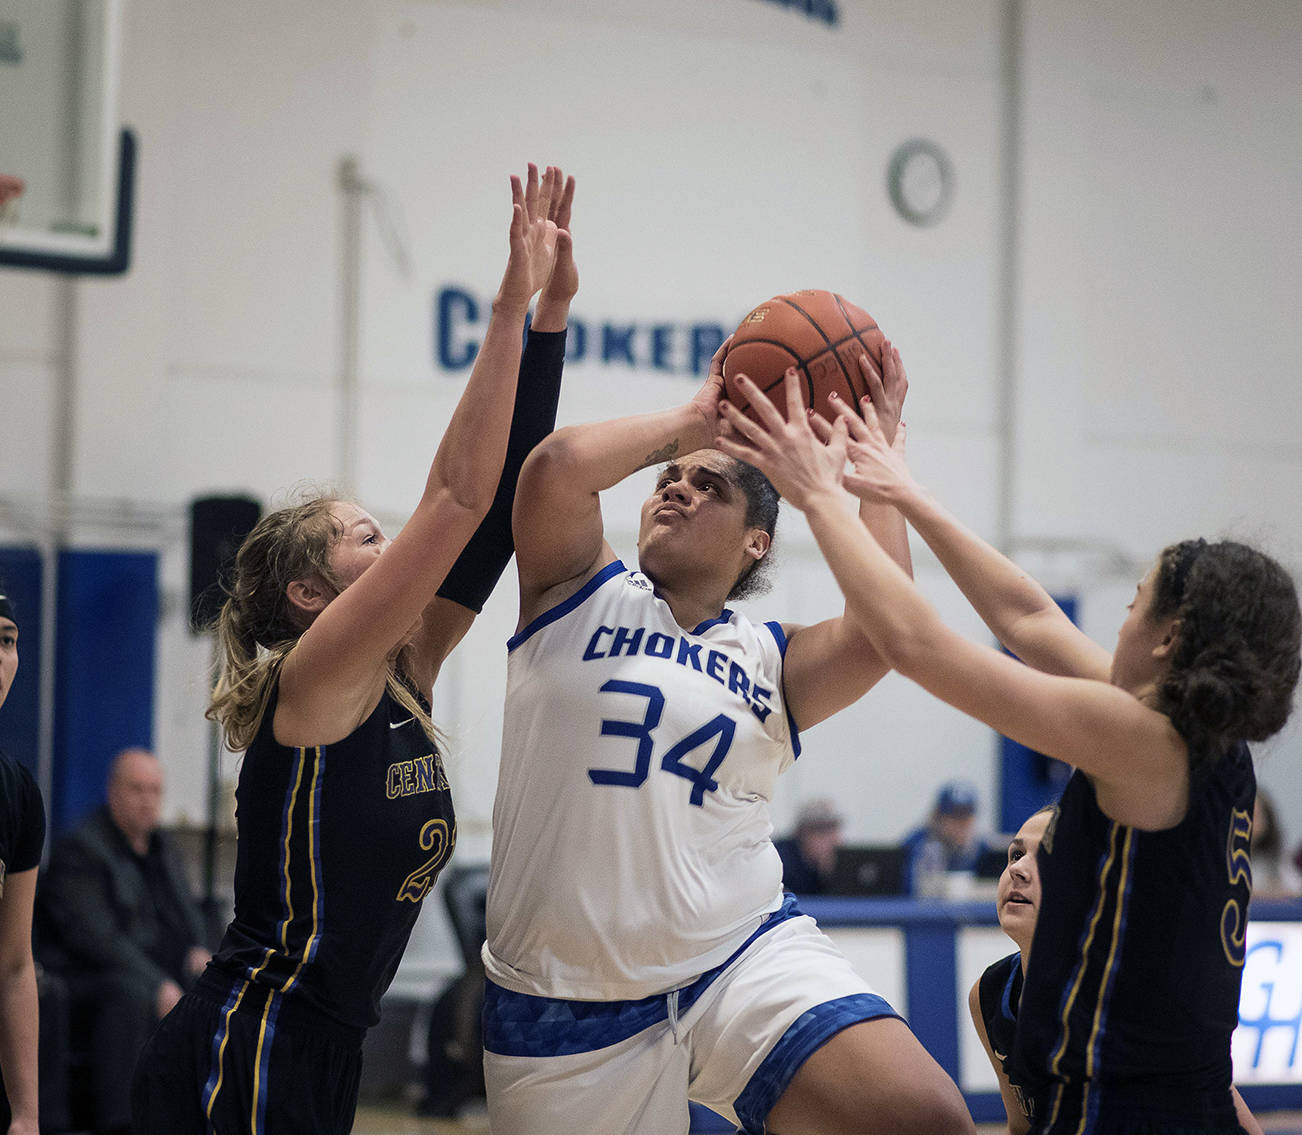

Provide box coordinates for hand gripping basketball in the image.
[722,290,885,424]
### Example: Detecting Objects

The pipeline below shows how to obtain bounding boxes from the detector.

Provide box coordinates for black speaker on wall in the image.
[189,495,262,632]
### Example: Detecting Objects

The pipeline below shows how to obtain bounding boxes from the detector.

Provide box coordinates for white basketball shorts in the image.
[482,895,901,1135]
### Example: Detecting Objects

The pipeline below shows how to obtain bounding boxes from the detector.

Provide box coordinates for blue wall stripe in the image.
[905,922,959,1079]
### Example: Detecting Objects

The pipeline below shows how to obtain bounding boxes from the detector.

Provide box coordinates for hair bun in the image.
[1182,665,1237,734]
[1155,541,1300,762]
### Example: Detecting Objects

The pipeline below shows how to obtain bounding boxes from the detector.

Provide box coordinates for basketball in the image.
[722,290,885,424]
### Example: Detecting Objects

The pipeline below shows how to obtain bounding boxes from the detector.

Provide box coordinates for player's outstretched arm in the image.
[829,346,1110,682]
[767,349,912,730]
[412,169,578,683]
[512,338,725,627]
[277,165,559,739]
[718,372,1186,816]
[851,343,914,583]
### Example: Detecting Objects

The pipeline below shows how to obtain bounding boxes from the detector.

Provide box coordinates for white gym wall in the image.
[2,0,1300,990]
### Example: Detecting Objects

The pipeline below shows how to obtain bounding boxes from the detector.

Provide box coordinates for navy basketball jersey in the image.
[1012,743,1254,1131]
[210,678,455,1029]
[0,751,45,892]
[978,950,1035,1127]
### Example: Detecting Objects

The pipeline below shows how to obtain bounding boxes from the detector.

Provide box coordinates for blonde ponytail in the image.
[204,493,442,753]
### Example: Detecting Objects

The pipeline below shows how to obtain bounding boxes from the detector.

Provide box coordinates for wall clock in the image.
[887,138,954,226]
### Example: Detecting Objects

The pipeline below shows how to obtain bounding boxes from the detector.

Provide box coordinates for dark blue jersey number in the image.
[588,680,735,806]
[588,679,663,788]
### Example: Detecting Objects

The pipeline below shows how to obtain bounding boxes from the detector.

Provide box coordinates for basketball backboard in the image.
[0,0,133,273]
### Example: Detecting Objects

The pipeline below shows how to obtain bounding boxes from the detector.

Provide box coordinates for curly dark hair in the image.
[725,456,780,601]
[1150,539,1301,775]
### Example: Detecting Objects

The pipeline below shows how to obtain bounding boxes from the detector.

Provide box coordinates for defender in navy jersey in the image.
[132,163,575,1134]
[1014,757,1269,1133]
[206,679,455,1029]
[723,361,1301,1134]
[484,336,973,1133]
[971,806,1263,1135]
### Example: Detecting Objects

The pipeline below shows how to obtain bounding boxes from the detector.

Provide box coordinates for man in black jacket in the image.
[37,747,210,1135]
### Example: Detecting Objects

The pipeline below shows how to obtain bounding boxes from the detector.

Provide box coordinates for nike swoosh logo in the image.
[390,718,414,730]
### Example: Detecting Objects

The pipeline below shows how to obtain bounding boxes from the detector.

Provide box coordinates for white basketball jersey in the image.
[484,560,799,1001]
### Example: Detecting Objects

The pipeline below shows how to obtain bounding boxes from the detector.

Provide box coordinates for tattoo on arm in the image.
[640,440,680,470]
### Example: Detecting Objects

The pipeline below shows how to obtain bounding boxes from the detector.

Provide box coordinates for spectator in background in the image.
[36,748,210,1135]
[900,779,988,897]
[773,798,844,895]
[0,583,42,1135]
[1252,788,1302,899]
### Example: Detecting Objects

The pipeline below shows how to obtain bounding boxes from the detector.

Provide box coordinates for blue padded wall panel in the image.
[52,549,158,834]
[997,595,1076,833]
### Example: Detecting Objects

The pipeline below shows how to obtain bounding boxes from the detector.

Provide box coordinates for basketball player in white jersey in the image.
[482,341,974,1134]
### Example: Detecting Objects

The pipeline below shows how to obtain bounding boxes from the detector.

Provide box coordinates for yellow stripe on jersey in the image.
[1084,827,1133,1080]
[280,746,323,993]
[278,747,309,951]
[1067,826,1133,1135]
[208,747,326,1128]
[1046,822,1123,1128]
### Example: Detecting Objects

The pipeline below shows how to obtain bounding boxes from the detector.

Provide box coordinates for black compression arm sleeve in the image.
[435,326,566,612]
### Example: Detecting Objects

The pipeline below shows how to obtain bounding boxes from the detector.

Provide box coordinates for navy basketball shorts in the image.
[131,971,364,1135]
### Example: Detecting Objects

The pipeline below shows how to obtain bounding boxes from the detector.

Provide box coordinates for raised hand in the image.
[539,167,577,309]
[495,163,561,313]
[687,334,734,440]
[715,369,848,512]
[815,380,914,506]
[856,339,908,445]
